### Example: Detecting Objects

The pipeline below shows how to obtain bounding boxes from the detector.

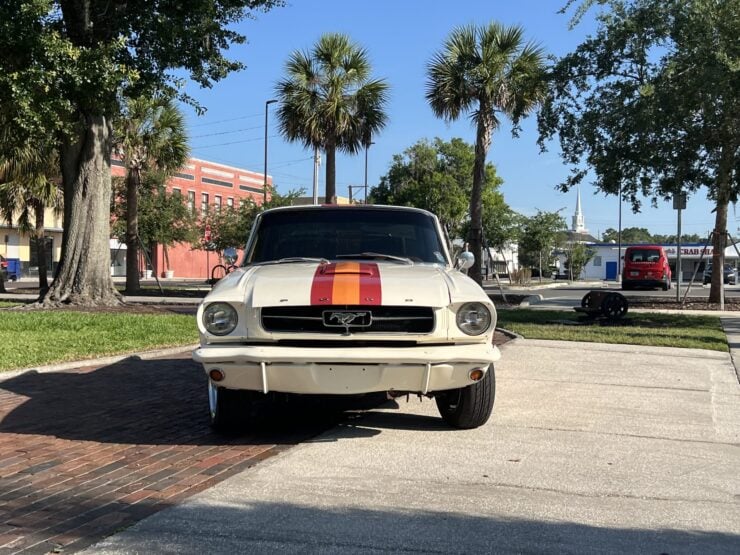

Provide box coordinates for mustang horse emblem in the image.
[324,311,372,334]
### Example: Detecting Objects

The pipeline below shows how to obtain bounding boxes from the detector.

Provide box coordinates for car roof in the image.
[261,204,437,218]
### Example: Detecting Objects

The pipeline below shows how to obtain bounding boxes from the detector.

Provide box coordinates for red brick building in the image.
[111,157,269,279]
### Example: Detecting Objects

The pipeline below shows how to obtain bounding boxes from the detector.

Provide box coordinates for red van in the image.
[622,245,672,291]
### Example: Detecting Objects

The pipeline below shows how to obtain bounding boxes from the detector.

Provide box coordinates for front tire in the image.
[208,382,251,433]
[435,365,495,429]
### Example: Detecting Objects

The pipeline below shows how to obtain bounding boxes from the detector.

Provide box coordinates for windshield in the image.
[247,208,448,265]
[627,249,662,263]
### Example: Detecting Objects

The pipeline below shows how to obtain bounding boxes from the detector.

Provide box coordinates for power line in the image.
[188,112,263,128]
[192,134,280,149]
[190,124,264,139]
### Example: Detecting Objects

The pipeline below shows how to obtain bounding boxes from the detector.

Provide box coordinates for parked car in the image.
[703,263,737,285]
[621,245,672,291]
[0,255,8,282]
[193,205,500,431]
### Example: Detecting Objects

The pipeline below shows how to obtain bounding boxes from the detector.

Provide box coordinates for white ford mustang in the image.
[193,205,500,430]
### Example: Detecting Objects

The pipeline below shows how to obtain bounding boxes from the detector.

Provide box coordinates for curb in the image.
[0,344,199,382]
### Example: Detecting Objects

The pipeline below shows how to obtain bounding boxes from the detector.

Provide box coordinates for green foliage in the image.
[562,242,596,279]
[197,187,305,253]
[0,0,284,146]
[600,227,706,244]
[539,0,739,211]
[518,210,567,268]
[275,33,389,202]
[370,138,507,237]
[112,180,198,251]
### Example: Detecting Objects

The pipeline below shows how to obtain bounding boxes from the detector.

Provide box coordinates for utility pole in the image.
[348,185,364,204]
[674,191,686,301]
[263,99,277,205]
[364,140,375,203]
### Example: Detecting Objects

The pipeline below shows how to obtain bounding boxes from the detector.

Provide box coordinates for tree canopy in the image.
[539,0,739,300]
[370,138,506,237]
[0,0,283,306]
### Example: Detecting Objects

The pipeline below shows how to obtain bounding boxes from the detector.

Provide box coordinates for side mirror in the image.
[456,251,474,271]
[223,247,238,265]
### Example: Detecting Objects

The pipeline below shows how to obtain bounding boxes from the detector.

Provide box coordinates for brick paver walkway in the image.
[0,353,342,554]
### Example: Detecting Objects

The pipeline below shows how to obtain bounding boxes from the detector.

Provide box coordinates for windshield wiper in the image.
[256,257,329,266]
[335,252,413,265]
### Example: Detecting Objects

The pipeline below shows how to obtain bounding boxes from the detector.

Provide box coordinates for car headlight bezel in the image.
[203,302,239,336]
[455,302,492,336]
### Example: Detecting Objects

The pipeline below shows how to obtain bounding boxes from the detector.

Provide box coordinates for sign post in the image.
[673,192,686,301]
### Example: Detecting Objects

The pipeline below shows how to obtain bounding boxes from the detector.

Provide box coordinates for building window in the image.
[593,256,602,267]
[239,199,245,208]
[188,191,195,213]
[214,195,222,212]
[172,187,181,196]
[227,197,234,208]
[201,193,209,216]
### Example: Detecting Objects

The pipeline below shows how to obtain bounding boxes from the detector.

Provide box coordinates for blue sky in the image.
[182,0,722,238]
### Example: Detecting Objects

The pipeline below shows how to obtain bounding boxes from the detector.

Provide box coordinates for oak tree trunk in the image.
[468,112,493,286]
[41,114,121,307]
[125,168,141,293]
[708,143,735,304]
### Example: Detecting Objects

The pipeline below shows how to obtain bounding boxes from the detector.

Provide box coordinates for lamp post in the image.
[364,140,375,203]
[263,99,278,204]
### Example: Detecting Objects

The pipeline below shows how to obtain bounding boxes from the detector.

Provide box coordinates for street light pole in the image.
[263,99,277,205]
[364,140,375,203]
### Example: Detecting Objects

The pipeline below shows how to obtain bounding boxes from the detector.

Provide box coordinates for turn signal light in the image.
[209,368,225,382]
[469,368,485,382]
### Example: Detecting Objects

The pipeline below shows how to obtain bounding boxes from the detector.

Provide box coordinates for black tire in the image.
[601,292,629,320]
[581,292,595,308]
[621,282,631,291]
[209,384,252,433]
[435,365,495,429]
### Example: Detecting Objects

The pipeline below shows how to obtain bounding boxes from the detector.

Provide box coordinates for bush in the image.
[510,268,532,285]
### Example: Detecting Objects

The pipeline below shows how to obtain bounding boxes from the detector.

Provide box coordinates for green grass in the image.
[496,309,728,352]
[0,301,21,308]
[0,310,198,371]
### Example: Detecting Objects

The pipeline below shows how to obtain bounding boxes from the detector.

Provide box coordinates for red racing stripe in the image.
[359,263,382,305]
[310,263,335,305]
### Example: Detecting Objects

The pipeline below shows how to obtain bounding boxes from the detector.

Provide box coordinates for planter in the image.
[145,269,153,279]
[165,270,174,279]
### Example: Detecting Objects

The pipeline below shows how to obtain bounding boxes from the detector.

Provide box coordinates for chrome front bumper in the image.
[193,343,500,395]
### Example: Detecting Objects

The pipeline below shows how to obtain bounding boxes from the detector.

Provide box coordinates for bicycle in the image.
[209,263,238,286]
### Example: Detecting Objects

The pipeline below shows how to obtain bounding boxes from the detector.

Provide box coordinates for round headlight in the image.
[456,302,491,336]
[203,303,238,336]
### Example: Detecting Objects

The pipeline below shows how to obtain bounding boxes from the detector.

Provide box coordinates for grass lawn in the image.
[496,309,728,352]
[0,310,198,372]
[0,301,22,308]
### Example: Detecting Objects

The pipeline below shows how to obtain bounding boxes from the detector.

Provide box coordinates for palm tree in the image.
[275,33,389,204]
[114,95,189,293]
[0,138,62,294]
[426,23,546,284]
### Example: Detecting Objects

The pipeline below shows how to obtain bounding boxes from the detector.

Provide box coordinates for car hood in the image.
[207,261,488,308]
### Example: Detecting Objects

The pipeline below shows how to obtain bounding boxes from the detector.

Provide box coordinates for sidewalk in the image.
[84,339,740,554]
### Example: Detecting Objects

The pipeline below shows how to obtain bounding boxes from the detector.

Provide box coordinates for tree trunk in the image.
[468,113,493,286]
[125,168,141,293]
[32,200,49,294]
[708,142,735,303]
[325,142,337,204]
[41,114,121,307]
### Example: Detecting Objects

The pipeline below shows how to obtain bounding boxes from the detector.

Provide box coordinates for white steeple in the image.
[572,186,587,233]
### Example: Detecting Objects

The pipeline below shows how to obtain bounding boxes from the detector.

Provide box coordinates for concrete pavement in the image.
[86,339,740,554]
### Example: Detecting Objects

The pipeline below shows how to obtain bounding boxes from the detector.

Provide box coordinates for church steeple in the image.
[572,186,587,233]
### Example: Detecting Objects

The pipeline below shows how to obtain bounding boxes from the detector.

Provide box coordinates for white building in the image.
[582,243,737,281]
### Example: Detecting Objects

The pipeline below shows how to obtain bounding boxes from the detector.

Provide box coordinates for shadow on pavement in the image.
[0,357,394,446]
[90,501,740,554]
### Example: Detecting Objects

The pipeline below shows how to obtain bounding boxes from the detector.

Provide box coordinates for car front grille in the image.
[261,306,435,334]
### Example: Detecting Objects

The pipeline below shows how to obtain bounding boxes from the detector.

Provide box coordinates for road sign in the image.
[673,193,686,210]
[204,225,212,242]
